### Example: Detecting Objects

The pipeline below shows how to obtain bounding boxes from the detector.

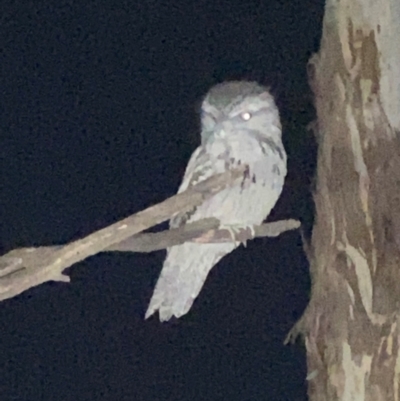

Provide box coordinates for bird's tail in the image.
[145,242,236,321]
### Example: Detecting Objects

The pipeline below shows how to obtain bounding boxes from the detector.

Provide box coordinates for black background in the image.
[1,1,323,400]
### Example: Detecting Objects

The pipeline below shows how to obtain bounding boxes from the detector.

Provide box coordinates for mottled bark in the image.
[292,0,400,399]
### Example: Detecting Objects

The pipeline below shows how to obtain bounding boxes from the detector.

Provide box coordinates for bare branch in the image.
[0,167,246,301]
[107,218,300,252]
[0,164,299,302]
[107,218,221,252]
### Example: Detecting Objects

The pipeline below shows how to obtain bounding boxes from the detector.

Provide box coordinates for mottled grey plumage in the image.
[145,81,287,321]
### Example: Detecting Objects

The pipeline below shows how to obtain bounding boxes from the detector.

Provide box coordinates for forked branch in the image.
[0,165,299,302]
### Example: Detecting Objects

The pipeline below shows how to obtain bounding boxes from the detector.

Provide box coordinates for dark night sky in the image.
[1,1,323,400]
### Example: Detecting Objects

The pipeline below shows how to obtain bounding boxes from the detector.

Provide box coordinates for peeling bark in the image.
[292,0,400,399]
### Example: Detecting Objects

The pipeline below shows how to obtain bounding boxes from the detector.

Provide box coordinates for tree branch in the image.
[0,165,299,302]
[107,218,300,252]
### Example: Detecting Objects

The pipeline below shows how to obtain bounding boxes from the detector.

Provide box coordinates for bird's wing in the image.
[146,136,287,321]
[169,146,216,228]
[145,145,237,321]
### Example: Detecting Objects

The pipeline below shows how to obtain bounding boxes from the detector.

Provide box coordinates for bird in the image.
[145,81,287,321]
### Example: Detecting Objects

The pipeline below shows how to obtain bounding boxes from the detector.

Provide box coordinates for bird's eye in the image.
[240,112,252,121]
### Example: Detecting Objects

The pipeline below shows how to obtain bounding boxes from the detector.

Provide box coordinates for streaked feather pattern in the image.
[145,81,286,321]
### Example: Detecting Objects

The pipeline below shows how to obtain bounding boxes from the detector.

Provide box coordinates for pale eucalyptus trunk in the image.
[297,0,400,399]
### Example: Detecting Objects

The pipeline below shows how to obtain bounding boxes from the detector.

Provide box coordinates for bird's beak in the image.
[214,121,229,139]
[216,129,227,138]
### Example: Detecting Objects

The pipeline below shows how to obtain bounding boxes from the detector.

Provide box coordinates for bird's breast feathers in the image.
[173,136,286,227]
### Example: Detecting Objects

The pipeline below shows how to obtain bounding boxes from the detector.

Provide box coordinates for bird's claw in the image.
[219,224,256,247]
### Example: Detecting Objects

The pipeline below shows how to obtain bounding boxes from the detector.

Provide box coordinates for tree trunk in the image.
[300,0,400,399]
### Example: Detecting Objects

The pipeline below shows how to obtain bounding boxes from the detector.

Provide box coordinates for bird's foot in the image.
[219,224,256,247]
